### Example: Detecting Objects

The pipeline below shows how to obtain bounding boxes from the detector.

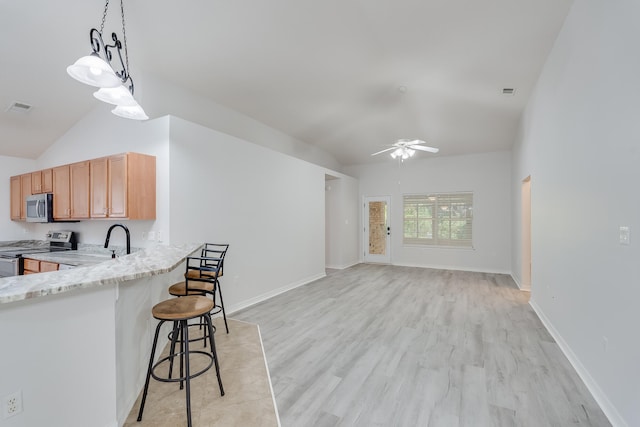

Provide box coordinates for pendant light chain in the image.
[120,0,130,75]
[99,0,110,34]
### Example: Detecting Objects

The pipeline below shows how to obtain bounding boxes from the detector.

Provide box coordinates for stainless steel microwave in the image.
[26,193,53,222]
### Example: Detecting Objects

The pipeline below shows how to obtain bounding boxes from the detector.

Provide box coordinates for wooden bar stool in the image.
[136,295,224,427]
[169,244,230,334]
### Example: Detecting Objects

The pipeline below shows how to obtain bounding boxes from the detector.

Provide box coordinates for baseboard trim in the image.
[392,261,511,275]
[325,261,359,270]
[529,299,627,427]
[227,272,326,314]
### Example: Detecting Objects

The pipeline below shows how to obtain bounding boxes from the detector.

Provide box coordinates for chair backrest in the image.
[201,243,229,275]
[184,255,223,282]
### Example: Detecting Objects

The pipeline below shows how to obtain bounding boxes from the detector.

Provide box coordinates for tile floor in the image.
[124,318,279,427]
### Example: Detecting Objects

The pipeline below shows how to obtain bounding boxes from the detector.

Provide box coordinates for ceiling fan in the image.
[371,139,439,160]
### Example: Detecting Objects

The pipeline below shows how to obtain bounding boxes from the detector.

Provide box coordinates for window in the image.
[403,193,473,247]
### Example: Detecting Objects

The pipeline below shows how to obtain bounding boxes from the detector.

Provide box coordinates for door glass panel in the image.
[368,201,387,255]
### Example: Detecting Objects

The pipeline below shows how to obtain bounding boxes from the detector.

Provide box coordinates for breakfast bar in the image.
[0,243,202,427]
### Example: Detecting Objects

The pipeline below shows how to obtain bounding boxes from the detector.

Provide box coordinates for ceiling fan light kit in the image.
[371,139,439,161]
[66,0,148,120]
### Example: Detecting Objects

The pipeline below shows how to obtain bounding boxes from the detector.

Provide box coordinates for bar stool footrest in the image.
[151,351,214,383]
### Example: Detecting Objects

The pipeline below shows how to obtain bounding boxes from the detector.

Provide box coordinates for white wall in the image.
[0,156,36,240]
[168,116,334,312]
[511,1,640,425]
[346,151,512,273]
[325,173,360,269]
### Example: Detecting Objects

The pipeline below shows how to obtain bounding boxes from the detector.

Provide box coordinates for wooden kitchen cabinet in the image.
[23,258,59,274]
[52,165,71,219]
[90,156,108,218]
[90,153,156,219]
[20,174,32,220]
[31,169,53,194]
[52,162,90,219]
[70,161,90,218]
[40,261,59,272]
[11,152,155,222]
[9,173,32,221]
[10,175,21,220]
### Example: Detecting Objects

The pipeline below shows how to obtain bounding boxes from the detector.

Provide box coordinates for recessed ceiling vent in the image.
[6,102,33,113]
[502,88,516,96]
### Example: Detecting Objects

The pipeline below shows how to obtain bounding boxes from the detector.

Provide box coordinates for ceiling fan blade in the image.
[371,147,396,156]
[407,139,426,145]
[411,145,439,153]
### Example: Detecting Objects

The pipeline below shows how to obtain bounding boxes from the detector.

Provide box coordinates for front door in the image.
[364,196,391,263]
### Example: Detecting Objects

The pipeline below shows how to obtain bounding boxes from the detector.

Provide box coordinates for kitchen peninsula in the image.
[0,243,202,427]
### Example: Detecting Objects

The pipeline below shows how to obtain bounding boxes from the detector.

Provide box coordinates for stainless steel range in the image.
[0,231,77,277]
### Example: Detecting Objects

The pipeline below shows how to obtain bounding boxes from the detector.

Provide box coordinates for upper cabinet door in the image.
[20,174,32,220]
[42,169,53,193]
[70,161,90,219]
[52,165,71,219]
[108,154,128,218]
[10,176,21,220]
[31,170,42,194]
[30,169,53,194]
[90,157,109,218]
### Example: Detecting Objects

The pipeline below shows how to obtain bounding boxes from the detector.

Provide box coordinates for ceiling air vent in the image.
[502,88,516,96]
[6,101,33,113]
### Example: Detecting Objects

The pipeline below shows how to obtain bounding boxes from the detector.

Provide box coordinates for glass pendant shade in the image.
[93,85,137,106]
[67,53,121,88]
[390,147,415,160]
[112,103,149,121]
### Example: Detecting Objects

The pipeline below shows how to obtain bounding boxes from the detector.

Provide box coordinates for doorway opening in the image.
[363,196,391,263]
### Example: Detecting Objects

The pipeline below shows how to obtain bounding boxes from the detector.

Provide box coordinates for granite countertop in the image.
[24,246,138,267]
[0,243,203,304]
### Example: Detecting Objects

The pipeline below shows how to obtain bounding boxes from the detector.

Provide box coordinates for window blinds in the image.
[403,192,473,247]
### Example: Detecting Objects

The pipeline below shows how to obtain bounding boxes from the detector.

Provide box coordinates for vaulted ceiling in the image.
[0,0,573,166]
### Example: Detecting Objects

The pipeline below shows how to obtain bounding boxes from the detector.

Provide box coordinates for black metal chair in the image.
[137,295,224,427]
[169,244,230,333]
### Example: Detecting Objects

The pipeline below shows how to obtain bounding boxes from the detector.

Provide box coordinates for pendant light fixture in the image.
[67,0,148,120]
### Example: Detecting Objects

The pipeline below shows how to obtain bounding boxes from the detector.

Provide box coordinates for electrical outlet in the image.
[148,231,156,241]
[3,390,23,419]
[156,230,162,242]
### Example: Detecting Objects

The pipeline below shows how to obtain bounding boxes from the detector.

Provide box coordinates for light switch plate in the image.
[619,226,630,245]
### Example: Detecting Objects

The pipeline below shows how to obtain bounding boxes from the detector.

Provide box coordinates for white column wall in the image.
[325,174,360,269]
[511,1,640,425]
[168,116,331,312]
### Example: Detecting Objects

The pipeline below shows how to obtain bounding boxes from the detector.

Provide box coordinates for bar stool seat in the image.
[137,295,224,427]
[168,280,214,296]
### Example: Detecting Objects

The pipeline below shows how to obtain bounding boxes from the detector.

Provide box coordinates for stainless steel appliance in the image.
[0,231,77,277]
[0,256,19,277]
[26,193,53,223]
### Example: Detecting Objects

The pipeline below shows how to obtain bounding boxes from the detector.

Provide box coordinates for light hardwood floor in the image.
[233,264,610,427]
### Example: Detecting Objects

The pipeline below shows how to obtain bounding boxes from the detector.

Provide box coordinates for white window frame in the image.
[403,192,473,248]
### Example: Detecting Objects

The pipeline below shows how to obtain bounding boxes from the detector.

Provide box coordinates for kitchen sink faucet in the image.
[104,224,131,255]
